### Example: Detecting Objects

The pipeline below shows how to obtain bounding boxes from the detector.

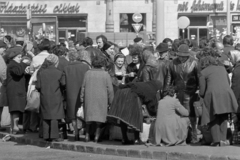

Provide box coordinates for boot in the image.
[85,123,90,142]
[94,123,101,143]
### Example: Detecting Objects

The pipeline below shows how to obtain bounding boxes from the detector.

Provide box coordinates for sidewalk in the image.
[1,130,240,160]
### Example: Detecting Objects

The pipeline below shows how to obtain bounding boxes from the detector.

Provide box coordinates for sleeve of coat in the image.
[199,72,206,97]
[9,62,27,76]
[175,99,189,116]
[142,67,150,82]
[106,73,114,105]
[80,73,86,104]
[35,72,41,91]
[0,55,7,82]
[231,69,240,100]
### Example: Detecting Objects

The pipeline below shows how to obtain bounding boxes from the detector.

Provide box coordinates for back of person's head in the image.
[172,39,180,52]
[39,39,51,51]
[49,41,56,54]
[129,44,143,56]
[223,35,233,46]
[77,49,91,64]
[82,37,93,47]
[53,45,68,57]
[162,86,176,97]
[92,55,106,68]
[96,35,107,43]
[68,48,78,62]
[162,38,173,44]
[180,39,191,47]
[199,38,209,49]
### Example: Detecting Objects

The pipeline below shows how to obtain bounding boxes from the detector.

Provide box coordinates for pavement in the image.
[1,129,240,160]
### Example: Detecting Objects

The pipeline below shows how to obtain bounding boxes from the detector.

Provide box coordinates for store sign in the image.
[232,15,240,22]
[53,3,80,14]
[0,2,47,14]
[178,0,224,12]
[0,2,81,14]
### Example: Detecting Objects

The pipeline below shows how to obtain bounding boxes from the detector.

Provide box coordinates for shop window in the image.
[120,13,146,32]
[58,17,86,28]
[0,23,27,38]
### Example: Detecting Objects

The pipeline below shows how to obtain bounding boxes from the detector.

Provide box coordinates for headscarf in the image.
[46,54,59,67]
[230,50,240,66]
[142,50,158,68]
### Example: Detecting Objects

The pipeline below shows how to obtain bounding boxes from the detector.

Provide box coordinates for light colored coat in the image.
[150,96,190,146]
[0,55,7,106]
[81,69,114,123]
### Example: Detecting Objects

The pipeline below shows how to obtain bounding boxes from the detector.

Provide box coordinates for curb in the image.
[0,132,240,160]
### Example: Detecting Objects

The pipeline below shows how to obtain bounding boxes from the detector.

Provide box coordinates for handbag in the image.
[193,96,203,117]
[77,107,84,120]
[25,89,40,113]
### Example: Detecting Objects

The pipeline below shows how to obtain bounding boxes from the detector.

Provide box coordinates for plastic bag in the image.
[25,90,40,113]
[1,107,10,127]
[77,107,84,119]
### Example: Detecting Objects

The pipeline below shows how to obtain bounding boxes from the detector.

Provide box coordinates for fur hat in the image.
[176,44,190,57]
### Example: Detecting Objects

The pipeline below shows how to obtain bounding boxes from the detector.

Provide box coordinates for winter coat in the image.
[232,62,240,106]
[80,69,114,123]
[57,56,69,72]
[36,65,65,120]
[6,60,28,112]
[168,57,199,116]
[63,61,89,120]
[0,55,7,106]
[200,65,238,125]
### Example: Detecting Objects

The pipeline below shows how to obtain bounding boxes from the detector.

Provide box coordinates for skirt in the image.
[107,88,143,132]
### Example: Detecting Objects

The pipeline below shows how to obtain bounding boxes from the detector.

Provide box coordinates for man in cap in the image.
[134,37,144,47]
[154,43,171,90]
[168,44,199,143]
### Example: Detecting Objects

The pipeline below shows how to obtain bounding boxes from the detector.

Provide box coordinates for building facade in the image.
[1,0,240,45]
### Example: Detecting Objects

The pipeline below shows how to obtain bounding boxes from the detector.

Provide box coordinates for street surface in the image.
[0,141,147,160]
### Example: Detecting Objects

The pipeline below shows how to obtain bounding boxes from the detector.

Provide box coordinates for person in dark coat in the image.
[6,50,29,134]
[36,54,65,141]
[53,45,69,72]
[63,51,89,141]
[199,51,238,146]
[126,44,142,83]
[168,44,199,143]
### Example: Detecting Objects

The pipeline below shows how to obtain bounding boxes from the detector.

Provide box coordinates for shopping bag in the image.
[140,123,151,142]
[1,107,11,127]
[77,107,84,119]
[25,90,40,113]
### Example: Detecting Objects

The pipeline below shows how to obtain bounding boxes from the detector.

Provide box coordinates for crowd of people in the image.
[0,34,239,147]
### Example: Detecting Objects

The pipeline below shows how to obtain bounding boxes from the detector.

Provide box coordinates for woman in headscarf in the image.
[36,54,65,142]
[140,49,159,82]
[6,51,29,134]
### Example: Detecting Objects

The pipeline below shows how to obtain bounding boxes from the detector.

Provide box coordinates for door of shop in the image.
[58,27,86,43]
[188,27,208,46]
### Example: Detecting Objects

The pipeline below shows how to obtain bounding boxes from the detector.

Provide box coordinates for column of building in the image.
[105,0,114,32]
[152,0,157,33]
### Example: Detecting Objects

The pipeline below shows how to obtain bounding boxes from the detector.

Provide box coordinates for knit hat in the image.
[0,40,6,48]
[46,54,59,67]
[176,44,190,57]
[156,43,168,53]
[134,37,143,43]
[8,51,22,59]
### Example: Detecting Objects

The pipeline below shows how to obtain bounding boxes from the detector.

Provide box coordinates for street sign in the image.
[178,16,190,29]
[132,13,143,23]
[207,21,213,29]
[132,23,143,33]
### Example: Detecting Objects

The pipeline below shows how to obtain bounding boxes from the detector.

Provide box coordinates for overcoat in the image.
[36,65,65,120]
[199,65,238,125]
[150,96,190,146]
[6,60,28,112]
[232,62,240,107]
[64,61,89,120]
[80,69,114,123]
[0,55,7,106]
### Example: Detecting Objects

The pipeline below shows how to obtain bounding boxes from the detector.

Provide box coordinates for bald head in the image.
[214,42,224,56]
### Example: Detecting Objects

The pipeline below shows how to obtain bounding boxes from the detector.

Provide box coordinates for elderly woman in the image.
[6,51,29,134]
[199,49,238,146]
[36,54,65,142]
[80,55,114,143]
[63,50,89,141]
[149,86,190,146]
